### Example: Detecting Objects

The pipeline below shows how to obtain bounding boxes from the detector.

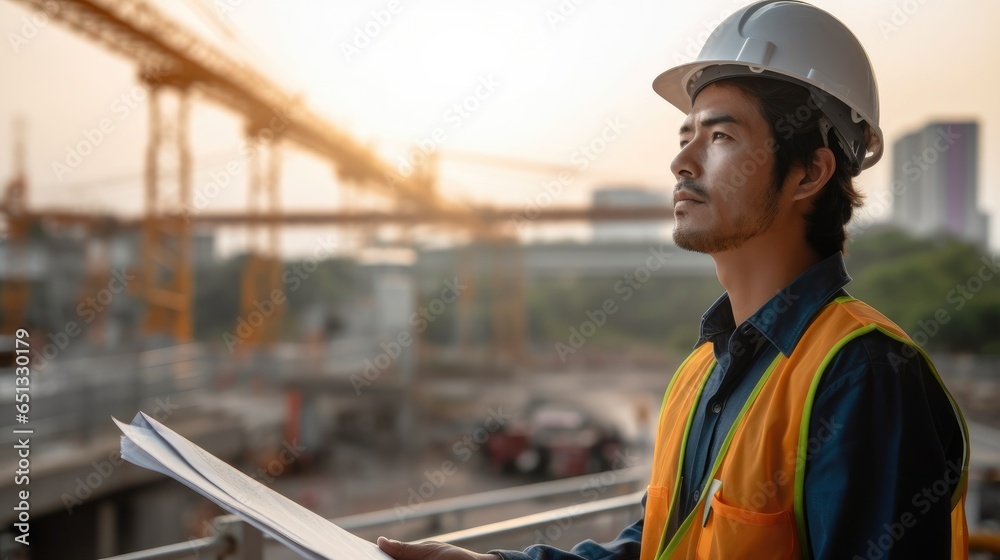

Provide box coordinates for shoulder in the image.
[814,328,928,401]
[811,329,964,450]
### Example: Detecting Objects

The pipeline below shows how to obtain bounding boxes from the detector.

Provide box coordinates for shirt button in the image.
[693,489,701,501]
[712,402,723,414]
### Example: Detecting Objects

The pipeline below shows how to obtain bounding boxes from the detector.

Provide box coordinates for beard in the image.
[672,177,782,254]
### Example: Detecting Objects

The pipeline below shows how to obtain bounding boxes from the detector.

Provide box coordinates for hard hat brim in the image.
[652,61,884,172]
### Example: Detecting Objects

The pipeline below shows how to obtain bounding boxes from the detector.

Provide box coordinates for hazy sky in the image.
[1,0,998,254]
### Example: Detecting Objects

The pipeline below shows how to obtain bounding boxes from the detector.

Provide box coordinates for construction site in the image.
[2,0,1000,558]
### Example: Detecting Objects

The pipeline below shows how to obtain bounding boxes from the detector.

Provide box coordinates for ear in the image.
[792,147,836,201]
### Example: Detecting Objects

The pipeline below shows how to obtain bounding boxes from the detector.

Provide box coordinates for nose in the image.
[670,140,702,181]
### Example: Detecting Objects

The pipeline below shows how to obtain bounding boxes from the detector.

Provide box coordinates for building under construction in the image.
[1,0,1000,558]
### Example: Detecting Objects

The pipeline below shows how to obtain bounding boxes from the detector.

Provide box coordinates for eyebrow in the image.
[679,114,742,135]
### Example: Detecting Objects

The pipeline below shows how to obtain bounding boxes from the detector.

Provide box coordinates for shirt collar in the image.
[695,252,852,357]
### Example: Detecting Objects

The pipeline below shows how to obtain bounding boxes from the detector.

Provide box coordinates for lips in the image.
[673,190,706,205]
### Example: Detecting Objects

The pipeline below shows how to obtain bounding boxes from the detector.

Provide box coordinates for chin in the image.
[672,228,708,253]
[673,226,747,255]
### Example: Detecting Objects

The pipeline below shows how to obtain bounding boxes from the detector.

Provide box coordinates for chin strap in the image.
[818,116,834,149]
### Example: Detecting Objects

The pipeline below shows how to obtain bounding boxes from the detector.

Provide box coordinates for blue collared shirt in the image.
[492,253,964,560]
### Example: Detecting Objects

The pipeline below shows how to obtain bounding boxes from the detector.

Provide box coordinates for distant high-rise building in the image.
[891,121,989,247]
[591,186,670,243]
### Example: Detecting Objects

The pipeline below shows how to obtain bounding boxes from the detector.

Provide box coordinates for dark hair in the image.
[724,77,864,257]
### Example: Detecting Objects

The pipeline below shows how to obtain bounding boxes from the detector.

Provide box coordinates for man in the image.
[378,2,969,559]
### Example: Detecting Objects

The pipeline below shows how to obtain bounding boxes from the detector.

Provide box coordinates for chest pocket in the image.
[696,488,799,560]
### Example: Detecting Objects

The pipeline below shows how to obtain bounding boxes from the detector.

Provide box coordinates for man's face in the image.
[670,82,783,254]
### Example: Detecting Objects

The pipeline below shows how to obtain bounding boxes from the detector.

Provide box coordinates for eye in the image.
[712,131,731,141]
[679,139,689,148]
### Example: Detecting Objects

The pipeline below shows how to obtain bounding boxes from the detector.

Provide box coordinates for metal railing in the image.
[96,452,1000,559]
[101,466,648,560]
[335,465,648,532]
[98,502,1000,560]
[98,517,261,560]
[102,504,1000,560]
[95,536,229,560]
[0,343,217,447]
[970,532,1000,555]
[430,490,645,548]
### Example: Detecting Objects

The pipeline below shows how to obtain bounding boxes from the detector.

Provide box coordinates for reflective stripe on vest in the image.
[639,297,970,560]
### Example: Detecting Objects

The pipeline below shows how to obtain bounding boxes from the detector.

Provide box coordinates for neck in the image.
[711,233,822,325]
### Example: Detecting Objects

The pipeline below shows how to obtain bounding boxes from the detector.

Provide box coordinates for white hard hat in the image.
[652,1,883,175]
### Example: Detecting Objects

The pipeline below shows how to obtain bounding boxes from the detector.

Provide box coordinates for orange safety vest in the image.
[640,297,970,560]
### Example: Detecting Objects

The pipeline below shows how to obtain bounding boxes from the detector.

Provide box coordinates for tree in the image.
[847,229,1000,354]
